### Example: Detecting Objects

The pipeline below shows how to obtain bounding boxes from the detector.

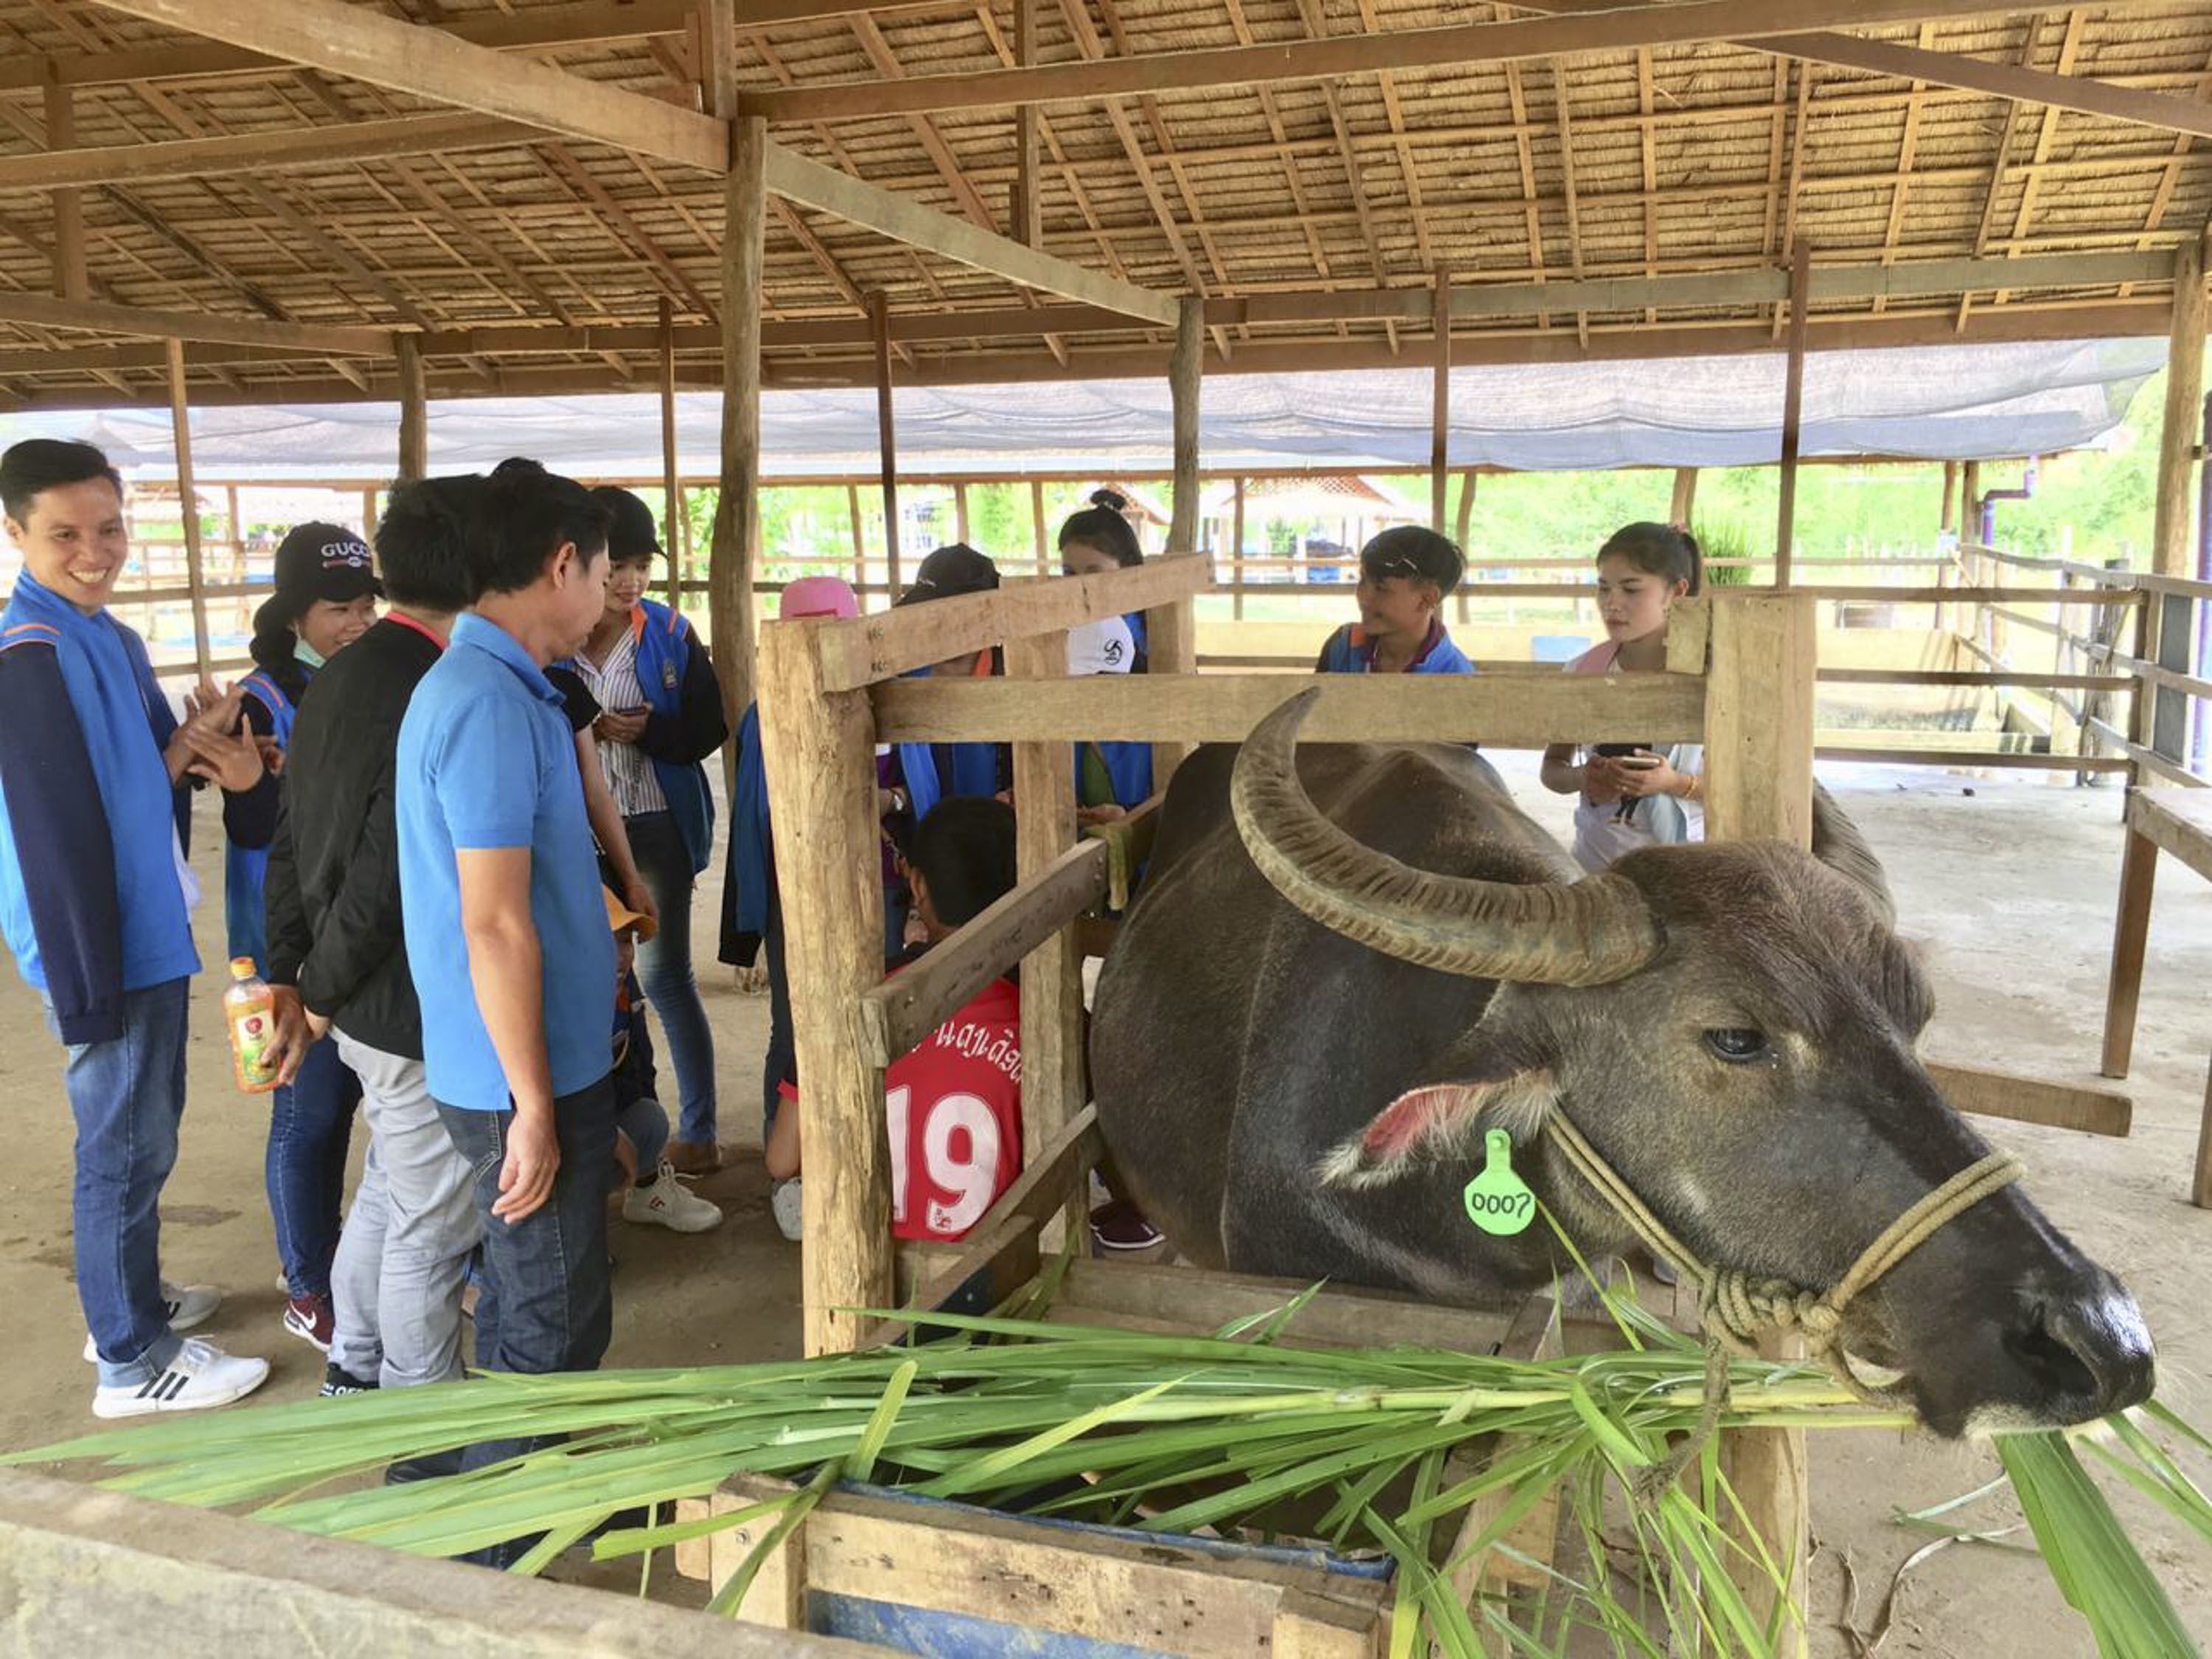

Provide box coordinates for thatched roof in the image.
[1,1,2207,413]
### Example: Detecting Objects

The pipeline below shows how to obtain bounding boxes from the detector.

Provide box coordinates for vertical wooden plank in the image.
[164,338,213,682]
[1230,476,1247,622]
[2152,229,2210,579]
[1939,460,1959,538]
[872,291,903,593]
[361,486,379,540]
[2194,1054,2212,1210]
[43,75,86,301]
[658,296,684,608]
[1773,240,1811,588]
[846,481,868,596]
[1455,467,1477,625]
[1702,593,1815,849]
[2099,827,2157,1079]
[1152,296,1205,787]
[706,1478,810,1627]
[224,484,243,585]
[1005,633,1085,1235]
[1011,0,1042,248]
[954,480,970,546]
[1668,465,1698,529]
[758,619,891,1357]
[1029,477,1048,575]
[1703,589,1813,1652]
[709,115,765,740]
[1430,271,1451,534]
[394,335,428,483]
[698,0,740,120]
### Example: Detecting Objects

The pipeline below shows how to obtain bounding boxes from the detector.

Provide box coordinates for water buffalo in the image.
[1090,689,2153,1436]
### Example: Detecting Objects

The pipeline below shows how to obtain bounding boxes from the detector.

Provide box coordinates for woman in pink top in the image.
[1540,522,1705,872]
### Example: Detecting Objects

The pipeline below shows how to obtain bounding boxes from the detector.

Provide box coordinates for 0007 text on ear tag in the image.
[1463,1129,1536,1237]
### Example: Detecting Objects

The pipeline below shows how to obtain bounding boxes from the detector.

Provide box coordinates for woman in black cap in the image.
[233,519,378,1357]
[566,485,728,1175]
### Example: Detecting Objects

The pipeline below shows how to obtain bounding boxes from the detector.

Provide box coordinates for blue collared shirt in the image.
[396,613,613,1111]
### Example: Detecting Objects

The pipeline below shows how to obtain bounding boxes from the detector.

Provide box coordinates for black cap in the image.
[591,485,661,559]
[1358,526,1464,597]
[896,543,1000,607]
[252,521,379,638]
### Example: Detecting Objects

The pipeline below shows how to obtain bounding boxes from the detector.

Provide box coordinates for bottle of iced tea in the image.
[224,957,281,1094]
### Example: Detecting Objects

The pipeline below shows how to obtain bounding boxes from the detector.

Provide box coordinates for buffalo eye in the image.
[1703,1028,1769,1064]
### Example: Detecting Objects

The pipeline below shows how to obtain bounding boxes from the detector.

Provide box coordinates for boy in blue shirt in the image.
[1313,527,1476,676]
[395,461,615,1551]
[0,439,275,1418]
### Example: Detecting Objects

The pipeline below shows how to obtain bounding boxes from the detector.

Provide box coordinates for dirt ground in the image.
[0,754,2206,1656]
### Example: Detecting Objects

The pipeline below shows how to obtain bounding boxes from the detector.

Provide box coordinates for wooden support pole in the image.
[658,296,684,608]
[1151,296,1206,788]
[1701,588,1814,1652]
[1230,477,1247,622]
[1775,240,1812,587]
[1011,0,1042,248]
[1004,633,1085,1234]
[1939,460,1959,538]
[394,335,428,483]
[1430,271,1451,534]
[846,482,867,593]
[1029,478,1048,575]
[872,291,903,593]
[709,116,765,740]
[954,481,970,546]
[2152,229,2210,580]
[1669,466,1699,529]
[163,338,213,682]
[1454,467,1477,625]
[43,77,86,302]
[758,621,891,1357]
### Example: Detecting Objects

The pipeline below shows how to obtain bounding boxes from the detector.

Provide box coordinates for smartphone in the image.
[1615,753,1663,771]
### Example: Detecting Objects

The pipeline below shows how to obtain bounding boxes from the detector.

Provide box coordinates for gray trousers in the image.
[330,1033,481,1389]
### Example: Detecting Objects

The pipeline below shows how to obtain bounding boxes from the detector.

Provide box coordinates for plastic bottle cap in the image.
[229,957,258,978]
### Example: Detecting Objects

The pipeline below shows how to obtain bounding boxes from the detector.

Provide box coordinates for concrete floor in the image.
[0,755,2206,1656]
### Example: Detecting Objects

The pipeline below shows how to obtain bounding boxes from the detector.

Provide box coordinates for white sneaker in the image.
[91,1337,270,1419]
[82,1281,222,1363]
[771,1178,803,1242]
[622,1163,724,1234]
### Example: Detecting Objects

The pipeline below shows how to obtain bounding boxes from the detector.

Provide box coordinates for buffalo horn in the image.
[1229,689,1663,987]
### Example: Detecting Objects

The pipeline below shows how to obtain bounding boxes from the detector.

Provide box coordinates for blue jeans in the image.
[762,894,793,1142]
[266,1034,363,1299]
[436,1074,616,1566]
[627,811,716,1146]
[44,978,189,1388]
[616,1092,669,1178]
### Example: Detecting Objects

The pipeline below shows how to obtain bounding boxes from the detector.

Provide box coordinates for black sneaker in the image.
[1088,1199,1164,1252]
[320,1362,378,1397]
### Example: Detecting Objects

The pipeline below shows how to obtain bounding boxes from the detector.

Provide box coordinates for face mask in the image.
[293,637,327,671]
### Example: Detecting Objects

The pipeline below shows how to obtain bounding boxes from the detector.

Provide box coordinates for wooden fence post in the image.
[709,115,766,744]
[1005,632,1085,1235]
[1148,295,1205,787]
[163,338,213,682]
[759,619,893,1357]
[1700,589,1815,1652]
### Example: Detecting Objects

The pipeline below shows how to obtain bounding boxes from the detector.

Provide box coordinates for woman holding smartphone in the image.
[1540,521,1705,872]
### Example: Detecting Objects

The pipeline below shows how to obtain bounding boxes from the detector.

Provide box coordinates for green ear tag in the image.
[1463,1130,1537,1237]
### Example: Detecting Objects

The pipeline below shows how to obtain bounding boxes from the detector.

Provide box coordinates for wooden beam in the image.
[659,296,684,609]
[871,291,902,593]
[1011,0,1042,248]
[699,0,741,120]
[1430,271,1451,533]
[1922,1059,2131,1138]
[0,292,395,355]
[1167,296,1202,552]
[709,117,766,740]
[1775,240,1811,585]
[1755,30,2212,145]
[0,114,536,192]
[1701,593,1816,847]
[163,338,213,682]
[0,0,699,94]
[757,619,892,1357]
[873,670,1704,748]
[2152,228,2209,579]
[736,0,2069,121]
[1669,466,1699,527]
[41,78,87,303]
[762,142,1176,326]
[394,335,427,481]
[84,0,727,175]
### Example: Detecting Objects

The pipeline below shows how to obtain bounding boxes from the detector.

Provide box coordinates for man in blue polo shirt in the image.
[396,460,614,1528]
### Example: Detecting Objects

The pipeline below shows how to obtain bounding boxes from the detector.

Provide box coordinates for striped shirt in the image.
[574,625,668,818]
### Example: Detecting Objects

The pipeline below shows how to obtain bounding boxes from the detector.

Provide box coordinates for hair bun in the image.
[1089,489,1127,513]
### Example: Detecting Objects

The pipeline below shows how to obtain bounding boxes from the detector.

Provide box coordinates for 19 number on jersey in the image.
[886,1083,1003,1238]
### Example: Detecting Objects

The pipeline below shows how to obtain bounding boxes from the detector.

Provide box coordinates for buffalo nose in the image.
[2006,1269,2155,1422]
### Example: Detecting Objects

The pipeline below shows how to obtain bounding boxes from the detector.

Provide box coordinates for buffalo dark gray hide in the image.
[1090,691,2152,1436]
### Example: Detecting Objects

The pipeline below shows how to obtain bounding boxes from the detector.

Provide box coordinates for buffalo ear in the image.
[1317,1068,1559,1190]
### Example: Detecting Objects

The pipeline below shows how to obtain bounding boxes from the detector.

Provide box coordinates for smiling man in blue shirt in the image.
[395,460,614,1543]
